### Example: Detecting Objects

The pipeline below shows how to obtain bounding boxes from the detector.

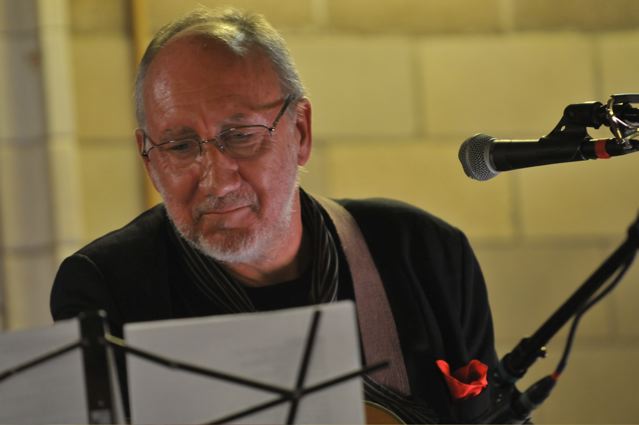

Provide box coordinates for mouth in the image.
[201,205,251,215]
[194,191,259,225]
[196,204,257,231]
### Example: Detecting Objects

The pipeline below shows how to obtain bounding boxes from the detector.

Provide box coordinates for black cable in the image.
[490,255,638,424]
[554,254,635,378]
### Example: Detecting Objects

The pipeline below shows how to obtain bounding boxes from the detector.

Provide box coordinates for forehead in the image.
[143,34,282,123]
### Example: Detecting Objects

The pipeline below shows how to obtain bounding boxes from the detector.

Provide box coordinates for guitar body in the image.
[364,401,404,424]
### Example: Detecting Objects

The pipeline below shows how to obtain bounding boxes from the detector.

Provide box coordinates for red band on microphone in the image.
[595,139,611,159]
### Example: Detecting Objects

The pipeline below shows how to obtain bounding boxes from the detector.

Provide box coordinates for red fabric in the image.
[436,359,488,400]
[595,139,611,159]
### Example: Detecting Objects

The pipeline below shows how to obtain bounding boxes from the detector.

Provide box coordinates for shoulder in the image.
[51,205,171,320]
[66,203,173,292]
[77,204,169,260]
[336,197,467,248]
[332,197,478,303]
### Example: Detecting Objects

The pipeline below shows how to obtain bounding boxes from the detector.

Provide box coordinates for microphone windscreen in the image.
[459,134,499,181]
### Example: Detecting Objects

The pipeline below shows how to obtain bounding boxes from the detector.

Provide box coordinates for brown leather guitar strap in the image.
[316,196,411,396]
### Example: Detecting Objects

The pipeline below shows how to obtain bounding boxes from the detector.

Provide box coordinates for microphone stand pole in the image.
[478,213,639,423]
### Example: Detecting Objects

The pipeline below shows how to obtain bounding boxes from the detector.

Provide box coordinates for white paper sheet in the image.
[0,319,87,424]
[125,300,365,424]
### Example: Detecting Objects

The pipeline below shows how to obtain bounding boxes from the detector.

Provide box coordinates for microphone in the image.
[459,134,639,181]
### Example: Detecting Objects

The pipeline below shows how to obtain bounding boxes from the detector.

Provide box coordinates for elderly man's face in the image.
[137,35,311,264]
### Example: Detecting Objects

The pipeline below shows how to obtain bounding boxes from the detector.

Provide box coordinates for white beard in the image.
[182,183,297,264]
[151,158,300,265]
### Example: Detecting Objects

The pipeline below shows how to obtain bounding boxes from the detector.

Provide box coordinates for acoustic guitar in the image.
[364,401,404,424]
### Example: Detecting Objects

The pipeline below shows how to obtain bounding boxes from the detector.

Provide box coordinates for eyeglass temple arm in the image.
[270,95,295,130]
[138,130,155,157]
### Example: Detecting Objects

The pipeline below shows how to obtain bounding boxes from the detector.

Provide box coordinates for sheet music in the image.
[0,319,87,424]
[125,301,365,424]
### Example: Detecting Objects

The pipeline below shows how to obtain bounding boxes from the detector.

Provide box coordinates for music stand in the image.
[0,312,123,424]
[122,301,379,424]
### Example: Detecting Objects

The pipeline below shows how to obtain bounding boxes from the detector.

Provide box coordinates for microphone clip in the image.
[606,94,639,143]
[546,93,639,146]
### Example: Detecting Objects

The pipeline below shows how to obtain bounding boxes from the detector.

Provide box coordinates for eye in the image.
[159,139,198,156]
[222,128,261,145]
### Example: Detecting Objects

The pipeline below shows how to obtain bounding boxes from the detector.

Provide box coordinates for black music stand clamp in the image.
[477,212,639,423]
[79,311,123,424]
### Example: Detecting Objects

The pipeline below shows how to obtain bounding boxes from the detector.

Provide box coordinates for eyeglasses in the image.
[140,95,294,168]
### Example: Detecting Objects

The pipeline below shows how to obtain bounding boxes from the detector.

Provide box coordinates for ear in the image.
[135,129,161,193]
[294,97,312,166]
[135,129,149,162]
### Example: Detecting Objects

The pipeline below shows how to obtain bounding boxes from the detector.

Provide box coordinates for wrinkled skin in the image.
[136,34,312,286]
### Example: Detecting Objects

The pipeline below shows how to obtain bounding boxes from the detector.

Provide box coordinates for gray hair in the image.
[134,7,306,129]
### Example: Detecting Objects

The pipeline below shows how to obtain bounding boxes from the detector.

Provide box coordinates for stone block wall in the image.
[4,0,639,422]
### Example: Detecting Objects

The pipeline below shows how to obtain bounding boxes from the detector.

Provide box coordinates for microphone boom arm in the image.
[476,213,639,424]
[500,213,639,381]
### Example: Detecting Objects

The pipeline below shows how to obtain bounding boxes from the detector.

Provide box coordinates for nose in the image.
[197,142,242,197]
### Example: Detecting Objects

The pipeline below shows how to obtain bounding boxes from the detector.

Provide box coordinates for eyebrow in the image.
[219,112,272,129]
[158,126,199,141]
[222,98,284,125]
[157,98,285,138]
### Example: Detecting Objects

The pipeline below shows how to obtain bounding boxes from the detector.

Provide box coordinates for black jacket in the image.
[51,197,498,422]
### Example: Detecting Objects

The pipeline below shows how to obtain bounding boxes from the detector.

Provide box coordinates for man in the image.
[51,7,498,423]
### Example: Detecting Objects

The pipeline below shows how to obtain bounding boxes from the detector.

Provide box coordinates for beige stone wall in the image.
[70,0,143,241]
[3,0,638,422]
[1,0,84,329]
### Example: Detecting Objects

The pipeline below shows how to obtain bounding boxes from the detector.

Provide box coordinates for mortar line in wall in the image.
[78,137,137,146]
[0,161,6,331]
[590,33,604,99]
[410,38,426,140]
[0,137,60,147]
[481,228,626,245]
[37,6,72,284]
[311,135,435,144]
[601,226,622,341]
[596,214,623,343]
[498,0,515,33]
[496,334,639,350]
[0,28,41,38]
[2,239,85,256]
[509,172,525,244]
[0,136,80,149]
[474,235,623,250]
[310,0,329,29]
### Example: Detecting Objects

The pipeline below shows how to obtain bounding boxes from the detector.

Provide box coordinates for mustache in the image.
[194,190,259,215]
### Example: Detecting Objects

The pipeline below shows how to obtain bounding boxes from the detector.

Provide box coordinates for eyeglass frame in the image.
[138,94,295,160]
